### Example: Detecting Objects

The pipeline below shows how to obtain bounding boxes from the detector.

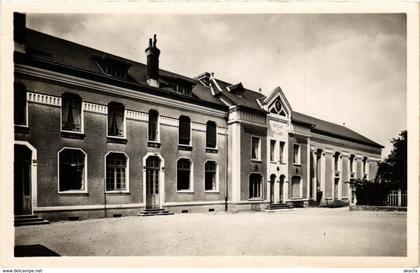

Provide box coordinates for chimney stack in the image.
[145,34,160,88]
[14,12,26,53]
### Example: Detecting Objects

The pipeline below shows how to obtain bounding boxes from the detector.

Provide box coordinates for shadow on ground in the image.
[15,244,60,257]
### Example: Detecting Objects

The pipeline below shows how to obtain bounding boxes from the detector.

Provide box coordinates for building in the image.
[13,14,383,221]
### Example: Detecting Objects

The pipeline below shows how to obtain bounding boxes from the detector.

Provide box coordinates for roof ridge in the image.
[213,78,265,97]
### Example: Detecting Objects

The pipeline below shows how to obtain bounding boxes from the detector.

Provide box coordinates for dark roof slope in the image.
[292,111,383,148]
[23,28,226,108]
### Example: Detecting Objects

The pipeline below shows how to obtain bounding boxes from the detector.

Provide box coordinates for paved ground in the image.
[15,207,406,256]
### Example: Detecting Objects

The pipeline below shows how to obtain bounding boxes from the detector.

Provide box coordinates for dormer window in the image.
[269,97,287,117]
[92,55,131,79]
[227,82,245,96]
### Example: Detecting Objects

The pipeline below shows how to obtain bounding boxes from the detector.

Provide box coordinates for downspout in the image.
[104,178,107,218]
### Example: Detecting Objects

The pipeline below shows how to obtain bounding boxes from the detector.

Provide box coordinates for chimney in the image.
[14,12,26,53]
[145,34,160,88]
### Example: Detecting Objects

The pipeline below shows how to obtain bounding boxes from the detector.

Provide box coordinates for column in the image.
[312,150,317,200]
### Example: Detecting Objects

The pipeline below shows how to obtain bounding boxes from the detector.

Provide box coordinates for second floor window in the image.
[251,137,261,160]
[279,141,285,163]
[350,155,355,172]
[148,110,159,142]
[108,102,125,137]
[270,140,276,162]
[334,152,340,171]
[293,144,301,164]
[62,93,82,132]
[206,121,217,148]
[14,82,27,126]
[179,116,191,145]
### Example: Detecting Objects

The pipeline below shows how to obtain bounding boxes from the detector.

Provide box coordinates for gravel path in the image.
[15,207,406,256]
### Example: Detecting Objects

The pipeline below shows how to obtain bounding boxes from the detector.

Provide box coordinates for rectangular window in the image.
[270,140,276,162]
[249,173,262,199]
[291,176,301,197]
[206,121,217,148]
[293,144,301,164]
[108,102,125,137]
[148,110,159,141]
[251,137,261,160]
[279,141,285,163]
[62,93,82,132]
[106,153,127,191]
[205,161,217,191]
[14,82,27,126]
[179,116,191,145]
[59,149,86,192]
[177,159,191,191]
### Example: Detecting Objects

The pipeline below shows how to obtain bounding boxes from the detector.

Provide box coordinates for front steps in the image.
[265,203,293,211]
[15,214,49,226]
[326,200,349,208]
[138,208,174,217]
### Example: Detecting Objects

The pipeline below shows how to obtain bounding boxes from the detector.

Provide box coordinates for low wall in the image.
[349,205,407,212]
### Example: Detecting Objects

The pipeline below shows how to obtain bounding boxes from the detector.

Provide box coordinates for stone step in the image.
[265,203,292,210]
[138,209,174,217]
[14,214,49,227]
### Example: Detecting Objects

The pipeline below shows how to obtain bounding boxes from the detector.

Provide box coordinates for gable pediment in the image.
[260,86,292,119]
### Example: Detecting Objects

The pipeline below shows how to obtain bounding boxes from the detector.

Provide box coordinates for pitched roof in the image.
[291,111,383,148]
[23,28,226,109]
[212,78,266,112]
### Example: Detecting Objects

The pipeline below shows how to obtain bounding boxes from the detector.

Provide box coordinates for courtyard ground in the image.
[15,207,406,256]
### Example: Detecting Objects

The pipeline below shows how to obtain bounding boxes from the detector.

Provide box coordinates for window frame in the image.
[293,144,301,165]
[204,160,219,192]
[57,147,88,194]
[206,121,218,149]
[60,93,84,134]
[106,102,127,139]
[251,136,262,161]
[147,109,160,143]
[248,172,264,200]
[176,157,194,192]
[104,151,130,193]
[14,82,28,127]
[279,141,286,164]
[178,115,192,147]
[269,139,276,162]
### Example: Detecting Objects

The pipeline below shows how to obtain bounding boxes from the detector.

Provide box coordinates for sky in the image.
[27,13,406,158]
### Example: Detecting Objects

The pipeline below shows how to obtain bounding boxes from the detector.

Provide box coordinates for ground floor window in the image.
[106,152,128,191]
[249,173,262,199]
[177,158,191,191]
[291,176,301,197]
[205,161,217,191]
[59,148,86,192]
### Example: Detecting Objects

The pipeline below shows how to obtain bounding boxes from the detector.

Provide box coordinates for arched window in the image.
[108,102,125,137]
[249,173,262,199]
[177,158,191,191]
[179,116,191,145]
[62,93,82,132]
[206,121,217,148]
[106,152,128,191]
[148,110,159,142]
[58,148,87,192]
[291,176,301,198]
[14,82,27,126]
[205,161,217,191]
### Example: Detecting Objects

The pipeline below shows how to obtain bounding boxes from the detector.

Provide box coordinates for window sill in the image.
[176,190,194,193]
[251,159,262,163]
[61,131,85,140]
[147,141,161,148]
[58,191,88,195]
[293,163,301,166]
[15,125,30,134]
[107,136,128,144]
[178,145,193,151]
[248,198,264,202]
[270,161,277,164]
[105,191,130,194]
[280,162,286,165]
[204,190,219,193]
[205,148,218,154]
